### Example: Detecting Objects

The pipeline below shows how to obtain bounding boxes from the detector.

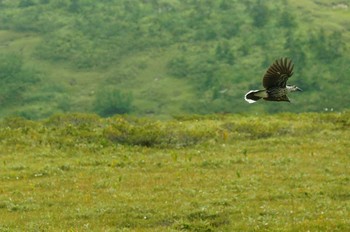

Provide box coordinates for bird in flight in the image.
[244,58,302,103]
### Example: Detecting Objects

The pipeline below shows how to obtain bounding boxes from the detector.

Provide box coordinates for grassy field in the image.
[0,112,349,231]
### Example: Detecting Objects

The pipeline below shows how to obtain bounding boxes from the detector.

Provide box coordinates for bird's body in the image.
[244,58,302,103]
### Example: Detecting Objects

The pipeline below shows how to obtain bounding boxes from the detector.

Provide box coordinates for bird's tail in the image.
[244,90,267,103]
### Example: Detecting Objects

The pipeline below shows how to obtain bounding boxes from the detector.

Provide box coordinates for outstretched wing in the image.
[263,58,294,89]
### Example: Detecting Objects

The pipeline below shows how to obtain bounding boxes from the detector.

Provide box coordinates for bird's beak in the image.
[296,87,303,92]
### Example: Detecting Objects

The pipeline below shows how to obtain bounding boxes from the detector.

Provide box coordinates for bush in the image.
[0,53,40,105]
[103,117,217,148]
[0,53,23,80]
[93,88,133,117]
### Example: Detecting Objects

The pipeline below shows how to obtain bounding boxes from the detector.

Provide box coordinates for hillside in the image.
[0,0,349,118]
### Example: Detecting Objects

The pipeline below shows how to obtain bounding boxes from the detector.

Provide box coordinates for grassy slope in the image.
[0,112,349,231]
[0,29,195,117]
[0,0,350,118]
[105,47,197,117]
[294,0,350,30]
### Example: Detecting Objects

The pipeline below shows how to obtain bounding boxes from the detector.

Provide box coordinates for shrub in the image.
[93,88,133,117]
[103,117,217,148]
[0,53,40,105]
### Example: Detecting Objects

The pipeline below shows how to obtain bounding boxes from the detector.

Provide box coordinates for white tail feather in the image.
[244,90,259,103]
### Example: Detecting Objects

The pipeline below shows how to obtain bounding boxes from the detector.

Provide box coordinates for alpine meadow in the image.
[0,0,349,231]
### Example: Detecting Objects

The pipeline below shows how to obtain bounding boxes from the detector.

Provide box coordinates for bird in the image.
[244,58,302,103]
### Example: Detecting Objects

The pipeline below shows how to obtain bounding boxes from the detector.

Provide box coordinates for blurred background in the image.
[0,0,349,119]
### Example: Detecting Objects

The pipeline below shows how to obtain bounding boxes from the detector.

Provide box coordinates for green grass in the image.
[0,112,349,231]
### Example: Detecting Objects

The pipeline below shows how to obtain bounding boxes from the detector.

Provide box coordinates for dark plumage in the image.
[244,58,302,103]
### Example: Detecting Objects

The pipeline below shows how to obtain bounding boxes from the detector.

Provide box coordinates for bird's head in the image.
[287,85,302,92]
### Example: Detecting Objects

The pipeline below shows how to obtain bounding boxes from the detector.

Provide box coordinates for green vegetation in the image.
[0,53,40,107]
[0,2,348,231]
[0,0,349,118]
[0,112,349,231]
[93,88,133,117]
